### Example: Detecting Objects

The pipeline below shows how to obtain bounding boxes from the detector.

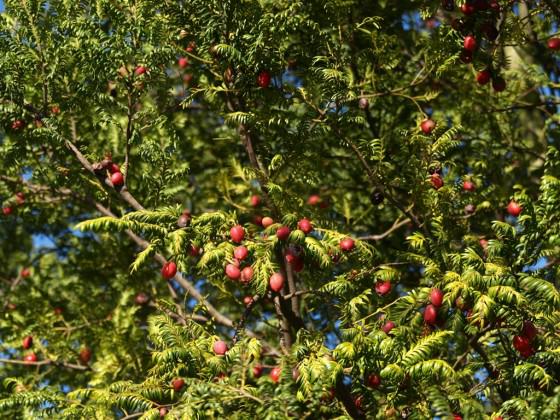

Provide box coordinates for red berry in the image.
[375,281,392,296]
[111,171,124,186]
[253,215,263,226]
[225,263,241,280]
[262,217,274,228]
[424,304,438,325]
[15,192,25,205]
[354,395,363,410]
[11,119,25,130]
[21,268,31,278]
[291,256,304,272]
[243,296,254,306]
[367,374,381,389]
[230,225,245,243]
[2,207,13,216]
[453,415,462,420]
[134,66,147,75]
[276,226,291,241]
[297,218,313,234]
[257,71,271,88]
[463,180,476,191]
[430,288,444,307]
[339,237,355,252]
[134,292,150,305]
[178,57,189,69]
[292,367,300,381]
[307,194,321,206]
[521,320,537,341]
[506,200,522,217]
[109,163,120,174]
[359,97,369,110]
[269,272,285,292]
[420,119,436,134]
[513,335,532,353]
[234,246,249,261]
[172,378,185,392]
[213,340,228,355]
[382,320,395,334]
[461,3,475,15]
[492,76,506,92]
[22,336,33,349]
[79,347,92,364]
[548,38,560,51]
[459,49,473,64]
[253,364,263,377]
[270,366,281,383]
[250,195,261,207]
[479,238,489,249]
[51,105,61,115]
[463,35,477,52]
[54,307,63,315]
[24,353,37,363]
[189,244,200,257]
[241,266,254,283]
[431,173,444,190]
[476,70,491,85]
[161,262,177,280]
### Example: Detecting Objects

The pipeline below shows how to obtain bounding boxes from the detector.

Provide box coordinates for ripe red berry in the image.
[424,304,438,325]
[234,246,249,260]
[461,3,475,15]
[21,268,31,278]
[420,119,436,134]
[548,38,560,51]
[15,192,25,205]
[109,163,120,174]
[159,407,168,417]
[297,218,313,234]
[463,180,476,191]
[476,70,491,85]
[134,66,147,75]
[506,200,522,217]
[22,336,33,349]
[79,347,92,364]
[430,288,444,307]
[375,281,392,296]
[2,207,13,216]
[479,238,489,249]
[358,97,369,110]
[253,215,263,226]
[134,292,150,305]
[11,119,25,130]
[354,395,363,410]
[161,262,177,280]
[178,57,189,69]
[250,195,261,207]
[111,171,124,186]
[492,76,506,92]
[276,225,291,241]
[453,415,462,420]
[431,173,444,190]
[262,217,274,228]
[225,263,241,280]
[459,49,473,64]
[513,335,532,353]
[269,272,285,292]
[230,225,245,243]
[241,266,254,283]
[367,374,381,389]
[339,237,355,252]
[172,378,185,392]
[51,105,61,115]
[381,320,395,334]
[24,353,38,364]
[253,364,263,377]
[270,366,281,383]
[291,256,304,272]
[307,194,321,205]
[189,244,200,257]
[521,320,537,341]
[463,35,477,52]
[243,296,254,306]
[54,307,63,315]
[213,340,228,355]
[257,71,271,88]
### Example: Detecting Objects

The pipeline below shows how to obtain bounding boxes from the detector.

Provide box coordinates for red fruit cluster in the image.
[513,320,538,357]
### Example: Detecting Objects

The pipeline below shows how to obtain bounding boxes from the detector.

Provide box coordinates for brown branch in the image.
[357,218,411,241]
[0,358,89,371]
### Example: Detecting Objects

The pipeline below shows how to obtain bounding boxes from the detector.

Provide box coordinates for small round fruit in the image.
[262,217,274,228]
[476,70,491,85]
[161,262,177,280]
[2,207,13,216]
[21,268,31,278]
[177,210,191,228]
[250,195,261,207]
[253,364,263,377]
[234,246,249,261]
[213,340,228,355]
[431,173,444,190]
[297,218,313,234]
[307,194,321,206]
[225,264,241,280]
[367,374,381,389]
[479,238,489,249]
[507,200,522,217]
[172,378,185,392]
[430,289,444,307]
[382,320,395,334]
[24,353,38,364]
[230,225,245,243]
[420,119,436,134]
[371,190,384,205]
[241,266,254,283]
[463,180,476,191]
[358,98,369,110]
[463,35,477,52]
[134,292,150,305]
[134,66,147,75]
[243,296,254,306]
[339,237,355,252]
[178,57,189,69]
[257,71,271,88]
[189,244,200,257]
[22,336,33,350]
[270,366,281,383]
[492,76,506,92]
[548,38,560,51]
[424,304,438,325]
[464,204,476,214]
[459,49,473,64]
[79,347,92,364]
[276,226,291,241]
[461,3,475,14]
[375,281,392,296]
[51,105,61,114]
[521,320,537,341]
[269,272,285,292]
[15,192,25,205]
[111,171,124,186]
[11,119,25,130]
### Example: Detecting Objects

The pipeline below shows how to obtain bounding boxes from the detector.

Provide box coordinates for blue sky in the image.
[0,1,3,12]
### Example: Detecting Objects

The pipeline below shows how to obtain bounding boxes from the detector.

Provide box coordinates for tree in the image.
[1,0,560,418]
